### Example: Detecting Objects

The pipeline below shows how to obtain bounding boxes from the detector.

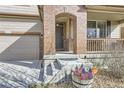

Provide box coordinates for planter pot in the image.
[72,73,93,88]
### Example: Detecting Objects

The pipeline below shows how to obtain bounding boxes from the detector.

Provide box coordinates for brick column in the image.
[43,6,56,55]
[74,12,87,54]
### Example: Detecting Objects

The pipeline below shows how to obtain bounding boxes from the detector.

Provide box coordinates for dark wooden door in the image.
[56,23,64,50]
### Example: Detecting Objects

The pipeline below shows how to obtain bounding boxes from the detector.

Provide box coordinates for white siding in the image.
[111,21,121,38]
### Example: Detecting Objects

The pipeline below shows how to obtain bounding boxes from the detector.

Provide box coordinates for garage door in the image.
[0,35,40,61]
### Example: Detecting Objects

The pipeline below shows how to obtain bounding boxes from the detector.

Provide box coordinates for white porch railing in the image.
[87,38,124,53]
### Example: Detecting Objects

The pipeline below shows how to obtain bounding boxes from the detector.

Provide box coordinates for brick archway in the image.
[43,5,87,55]
[55,13,77,53]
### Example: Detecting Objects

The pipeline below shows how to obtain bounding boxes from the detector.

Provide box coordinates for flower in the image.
[84,66,90,73]
[81,74,86,80]
[88,72,93,79]
[73,64,98,80]
[92,67,98,74]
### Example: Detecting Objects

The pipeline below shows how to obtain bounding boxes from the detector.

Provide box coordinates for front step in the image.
[43,53,87,60]
[43,52,113,60]
[55,54,79,59]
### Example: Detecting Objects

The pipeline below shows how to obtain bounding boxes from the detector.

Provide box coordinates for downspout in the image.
[37,5,44,60]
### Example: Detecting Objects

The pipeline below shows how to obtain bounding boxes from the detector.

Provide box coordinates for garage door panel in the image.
[0,18,43,33]
[0,35,40,61]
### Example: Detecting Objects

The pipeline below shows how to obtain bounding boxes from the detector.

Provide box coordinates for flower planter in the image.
[72,73,93,88]
[71,62,97,88]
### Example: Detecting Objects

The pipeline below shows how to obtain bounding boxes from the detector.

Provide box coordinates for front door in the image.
[56,23,64,51]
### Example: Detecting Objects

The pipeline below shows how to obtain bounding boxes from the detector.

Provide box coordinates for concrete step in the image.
[55,54,80,60]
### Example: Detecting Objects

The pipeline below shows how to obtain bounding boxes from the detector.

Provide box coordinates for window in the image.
[87,20,111,38]
[97,21,107,38]
[87,21,97,38]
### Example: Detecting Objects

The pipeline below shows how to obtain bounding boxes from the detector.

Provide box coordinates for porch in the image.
[43,6,124,55]
[86,5,124,53]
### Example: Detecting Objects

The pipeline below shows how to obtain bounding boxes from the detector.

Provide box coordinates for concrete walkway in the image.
[0,58,86,88]
[0,60,42,88]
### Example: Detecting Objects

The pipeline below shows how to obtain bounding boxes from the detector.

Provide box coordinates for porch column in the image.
[69,19,74,51]
[43,6,56,55]
[74,12,87,54]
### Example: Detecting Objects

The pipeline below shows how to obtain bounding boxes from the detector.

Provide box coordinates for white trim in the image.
[87,9,124,15]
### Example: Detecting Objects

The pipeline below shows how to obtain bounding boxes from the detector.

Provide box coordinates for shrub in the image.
[106,43,124,79]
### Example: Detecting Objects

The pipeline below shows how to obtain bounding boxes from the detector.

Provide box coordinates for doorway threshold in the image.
[55,51,79,60]
[56,51,73,54]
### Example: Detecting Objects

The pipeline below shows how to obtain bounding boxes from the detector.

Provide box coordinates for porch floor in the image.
[56,51,73,54]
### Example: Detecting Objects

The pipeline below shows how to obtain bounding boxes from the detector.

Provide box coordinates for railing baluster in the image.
[95,40,96,51]
[96,40,97,51]
[106,39,107,51]
[101,39,103,51]
[98,40,99,51]
[87,38,124,53]
[103,39,104,51]
[90,40,91,51]
[92,40,94,51]
[95,40,97,51]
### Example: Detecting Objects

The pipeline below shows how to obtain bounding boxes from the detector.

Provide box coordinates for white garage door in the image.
[0,35,40,61]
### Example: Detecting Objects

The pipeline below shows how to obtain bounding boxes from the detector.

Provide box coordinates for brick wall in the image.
[43,5,87,55]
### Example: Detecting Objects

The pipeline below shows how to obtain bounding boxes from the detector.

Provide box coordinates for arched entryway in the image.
[55,13,77,53]
[43,5,87,55]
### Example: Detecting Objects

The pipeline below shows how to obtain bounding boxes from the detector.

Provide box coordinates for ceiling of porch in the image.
[87,5,124,21]
[88,12,124,21]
